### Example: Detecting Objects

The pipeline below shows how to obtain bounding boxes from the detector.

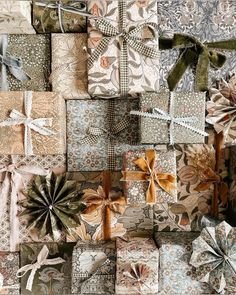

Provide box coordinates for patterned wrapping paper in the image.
[32,0,86,33]
[0,154,66,252]
[0,91,66,155]
[71,240,116,294]
[19,243,75,295]
[87,0,159,97]
[158,0,236,91]
[51,33,90,99]
[0,252,20,295]
[0,1,35,34]
[138,91,206,144]
[116,237,159,295]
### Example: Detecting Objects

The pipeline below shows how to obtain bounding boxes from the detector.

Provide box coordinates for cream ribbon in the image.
[0,91,56,155]
[17,245,65,291]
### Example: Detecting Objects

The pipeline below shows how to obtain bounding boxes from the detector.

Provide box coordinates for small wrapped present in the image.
[0,91,66,155]
[51,33,90,99]
[0,252,20,295]
[87,0,159,97]
[0,34,51,91]
[18,243,75,295]
[0,1,35,34]
[72,240,116,294]
[32,0,87,33]
[116,237,159,295]
[67,99,152,171]
[122,149,177,205]
[132,91,207,144]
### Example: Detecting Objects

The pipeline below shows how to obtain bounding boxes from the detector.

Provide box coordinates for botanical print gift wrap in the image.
[0,91,66,155]
[72,240,116,294]
[116,237,159,295]
[51,33,90,99]
[87,0,159,97]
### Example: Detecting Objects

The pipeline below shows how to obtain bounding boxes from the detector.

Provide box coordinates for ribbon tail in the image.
[24,125,33,155]
[103,205,111,240]
[195,49,210,92]
[146,178,156,204]
[9,66,31,82]
[0,174,11,223]
[26,268,37,292]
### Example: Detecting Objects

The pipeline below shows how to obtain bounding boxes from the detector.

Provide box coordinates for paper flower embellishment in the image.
[190,221,236,293]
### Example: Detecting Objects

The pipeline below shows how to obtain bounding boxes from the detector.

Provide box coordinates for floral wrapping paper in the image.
[139,92,206,144]
[19,243,75,295]
[0,91,66,155]
[116,237,159,295]
[87,0,159,97]
[71,240,116,294]
[158,0,236,91]
[51,33,90,100]
[32,0,86,33]
[0,1,35,34]
[5,34,51,91]
[0,252,20,295]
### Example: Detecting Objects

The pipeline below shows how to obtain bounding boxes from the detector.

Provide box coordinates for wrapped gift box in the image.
[0,1,35,34]
[32,0,86,33]
[51,33,90,99]
[116,237,159,295]
[138,92,207,144]
[0,91,66,155]
[72,240,116,294]
[19,243,75,295]
[87,0,159,97]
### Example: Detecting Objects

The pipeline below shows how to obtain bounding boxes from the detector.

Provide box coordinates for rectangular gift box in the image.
[0,91,66,155]
[87,0,159,97]
[51,33,90,99]
[0,1,35,34]
[116,237,159,295]
[72,240,116,294]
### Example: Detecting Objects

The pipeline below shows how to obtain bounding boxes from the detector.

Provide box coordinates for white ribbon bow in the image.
[17,245,65,292]
[0,91,56,155]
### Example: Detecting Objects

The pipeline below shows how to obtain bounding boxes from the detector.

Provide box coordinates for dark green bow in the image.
[160,34,236,91]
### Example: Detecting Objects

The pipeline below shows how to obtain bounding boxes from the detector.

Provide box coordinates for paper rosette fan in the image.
[19,172,85,239]
[190,221,236,293]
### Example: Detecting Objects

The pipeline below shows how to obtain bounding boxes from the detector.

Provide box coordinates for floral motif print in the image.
[0,252,19,294]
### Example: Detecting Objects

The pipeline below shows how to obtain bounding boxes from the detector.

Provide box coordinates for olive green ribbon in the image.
[159,34,236,91]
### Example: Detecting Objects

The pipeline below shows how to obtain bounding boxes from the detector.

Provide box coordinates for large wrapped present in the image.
[132,91,207,144]
[32,0,87,33]
[116,237,159,295]
[0,91,66,155]
[18,243,75,295]
[0,34,51,91]
[0,154,66,252]
[0,1,35,34]
[87,0,159,97]
[72,240,116,294]
[51,33,90,99]
[67,99,152,171]
[122,149,177,205]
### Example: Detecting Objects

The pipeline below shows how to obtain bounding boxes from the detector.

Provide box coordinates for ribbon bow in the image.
[122,149,176,204]
[0,34,30,90]
[0,91,56,155]
[88,1,159,96]
[17,245,65,292]
[160,33,236,91]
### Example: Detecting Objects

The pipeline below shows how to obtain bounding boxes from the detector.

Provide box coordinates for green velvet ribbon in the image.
[159,34,236,91]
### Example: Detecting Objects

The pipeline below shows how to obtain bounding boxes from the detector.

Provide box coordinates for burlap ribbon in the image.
[88,1,159,96]
[122,149,176,204]
[159,33,236,91]
[0,34,30,90]
[0,91,56,155]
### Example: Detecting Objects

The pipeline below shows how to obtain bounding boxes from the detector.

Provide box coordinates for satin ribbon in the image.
[0,91,56,155]
[0,34,30,90]
[122,149,176,204]
[17,245,65,291]
[130,92,208,144]
[88,1,159,96]
[0,155,48,251]
[159,33,236,91]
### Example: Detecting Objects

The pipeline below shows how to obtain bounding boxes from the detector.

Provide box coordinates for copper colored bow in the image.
[122,149,176,204]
